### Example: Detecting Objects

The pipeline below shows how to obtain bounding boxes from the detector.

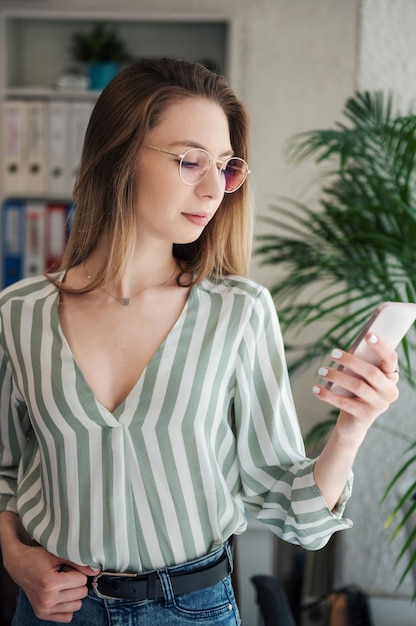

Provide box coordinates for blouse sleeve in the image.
[234,286,353,550]
[0,324,29,514]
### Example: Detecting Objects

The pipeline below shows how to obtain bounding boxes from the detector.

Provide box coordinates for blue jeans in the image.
[12,542,241,625]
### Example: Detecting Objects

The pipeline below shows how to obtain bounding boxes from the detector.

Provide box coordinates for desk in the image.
[368,597,416,626]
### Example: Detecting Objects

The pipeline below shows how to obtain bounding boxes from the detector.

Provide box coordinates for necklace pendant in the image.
[120,297,131,306]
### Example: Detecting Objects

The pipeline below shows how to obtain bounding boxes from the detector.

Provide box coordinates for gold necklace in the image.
[84,263,177,306]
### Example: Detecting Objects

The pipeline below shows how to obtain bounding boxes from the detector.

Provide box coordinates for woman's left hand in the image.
[313,332,400,435]
[312,332,400,510]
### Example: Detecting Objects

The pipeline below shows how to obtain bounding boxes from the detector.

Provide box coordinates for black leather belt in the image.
[88,550,230,600]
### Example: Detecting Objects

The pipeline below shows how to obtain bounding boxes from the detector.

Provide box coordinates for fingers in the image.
[28,569,89,622]
[363,332,400,377]
[30,583,88,623]
[5,543,93,623]
[312,333,400,421]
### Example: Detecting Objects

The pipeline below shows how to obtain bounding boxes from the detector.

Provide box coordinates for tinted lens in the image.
[222,157,249,192]
[179,149,211,185]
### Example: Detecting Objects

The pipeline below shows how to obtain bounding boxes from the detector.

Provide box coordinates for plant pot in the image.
[88,62,119,89]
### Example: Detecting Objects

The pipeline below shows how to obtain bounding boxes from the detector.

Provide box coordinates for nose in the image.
[196,162,225,199]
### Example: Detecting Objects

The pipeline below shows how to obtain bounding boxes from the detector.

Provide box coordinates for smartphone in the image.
[327,301,416,396]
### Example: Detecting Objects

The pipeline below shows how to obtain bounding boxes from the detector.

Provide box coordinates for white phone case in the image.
[327,301,416,396]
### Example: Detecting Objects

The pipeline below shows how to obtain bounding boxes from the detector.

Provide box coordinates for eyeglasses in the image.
[145,145,250,193]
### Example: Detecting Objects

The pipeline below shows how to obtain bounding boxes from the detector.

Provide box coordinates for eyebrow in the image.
[168,140,234,158]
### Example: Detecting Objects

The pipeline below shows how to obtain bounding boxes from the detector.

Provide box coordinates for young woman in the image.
[0,58,399,625]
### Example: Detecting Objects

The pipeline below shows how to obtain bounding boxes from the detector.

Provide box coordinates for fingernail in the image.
[331,349,343,359]
[318,367,328,377]
[369,333,378,344]
[312,385,321,394]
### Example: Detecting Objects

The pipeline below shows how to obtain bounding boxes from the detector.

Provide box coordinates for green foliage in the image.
[256,91,416,376]
[383,443,416,596]
[255,91,416,590]
[70,23,131,63]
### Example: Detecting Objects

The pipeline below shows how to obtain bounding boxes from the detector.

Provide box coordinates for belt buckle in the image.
[91,571,139,600]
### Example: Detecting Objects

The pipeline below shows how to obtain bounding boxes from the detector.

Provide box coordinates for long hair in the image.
[57,57,252,292]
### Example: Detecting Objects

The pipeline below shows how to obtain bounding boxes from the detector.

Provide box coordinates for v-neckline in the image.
[54,278,196,419]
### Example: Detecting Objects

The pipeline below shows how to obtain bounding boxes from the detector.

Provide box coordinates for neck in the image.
[83,254,178,305]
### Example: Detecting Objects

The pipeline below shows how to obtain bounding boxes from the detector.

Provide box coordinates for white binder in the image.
[25,100,48,195]
[2,100,27,196]
[67,100,94,196]
[48,99,70,197]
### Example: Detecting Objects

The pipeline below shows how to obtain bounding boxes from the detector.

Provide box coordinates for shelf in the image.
[5,86,101,100]
[2,14,228,92]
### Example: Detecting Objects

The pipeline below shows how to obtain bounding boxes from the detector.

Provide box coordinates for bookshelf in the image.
[0,10,229,287]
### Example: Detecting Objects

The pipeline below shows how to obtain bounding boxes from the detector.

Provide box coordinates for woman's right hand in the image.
[1,512,98,623]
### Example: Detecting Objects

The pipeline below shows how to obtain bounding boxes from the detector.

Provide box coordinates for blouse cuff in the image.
[290,460,354,525]
[311,466,354,520]
[0,495,18,515]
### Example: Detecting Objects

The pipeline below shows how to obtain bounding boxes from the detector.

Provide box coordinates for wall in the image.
[244,0,360,432]
[358,0,416,110]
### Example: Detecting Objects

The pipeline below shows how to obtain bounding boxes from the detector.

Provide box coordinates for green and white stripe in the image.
[0,274,352,572]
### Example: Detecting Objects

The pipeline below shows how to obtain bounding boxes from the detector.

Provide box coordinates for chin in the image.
[174,231,205,246]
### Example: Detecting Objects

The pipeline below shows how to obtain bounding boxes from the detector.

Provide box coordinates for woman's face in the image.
[135,97,232,246]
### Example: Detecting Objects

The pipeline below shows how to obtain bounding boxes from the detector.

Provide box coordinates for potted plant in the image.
[255,90,416,592]
[70,23,132,89]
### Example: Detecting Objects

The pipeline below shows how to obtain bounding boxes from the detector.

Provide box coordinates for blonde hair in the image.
[57,57,252,292]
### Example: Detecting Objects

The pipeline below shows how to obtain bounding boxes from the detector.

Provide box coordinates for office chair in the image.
[251,575,297,626]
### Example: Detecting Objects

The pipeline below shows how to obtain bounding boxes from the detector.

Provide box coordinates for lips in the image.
[182,213,211,227]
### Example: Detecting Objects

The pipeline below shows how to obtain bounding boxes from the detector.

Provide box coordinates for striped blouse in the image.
[0,274,352,573]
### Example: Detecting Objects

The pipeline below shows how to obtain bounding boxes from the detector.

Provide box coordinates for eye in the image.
[181,158,201,169]
[223,160,241,179]
[181,149,210,172]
